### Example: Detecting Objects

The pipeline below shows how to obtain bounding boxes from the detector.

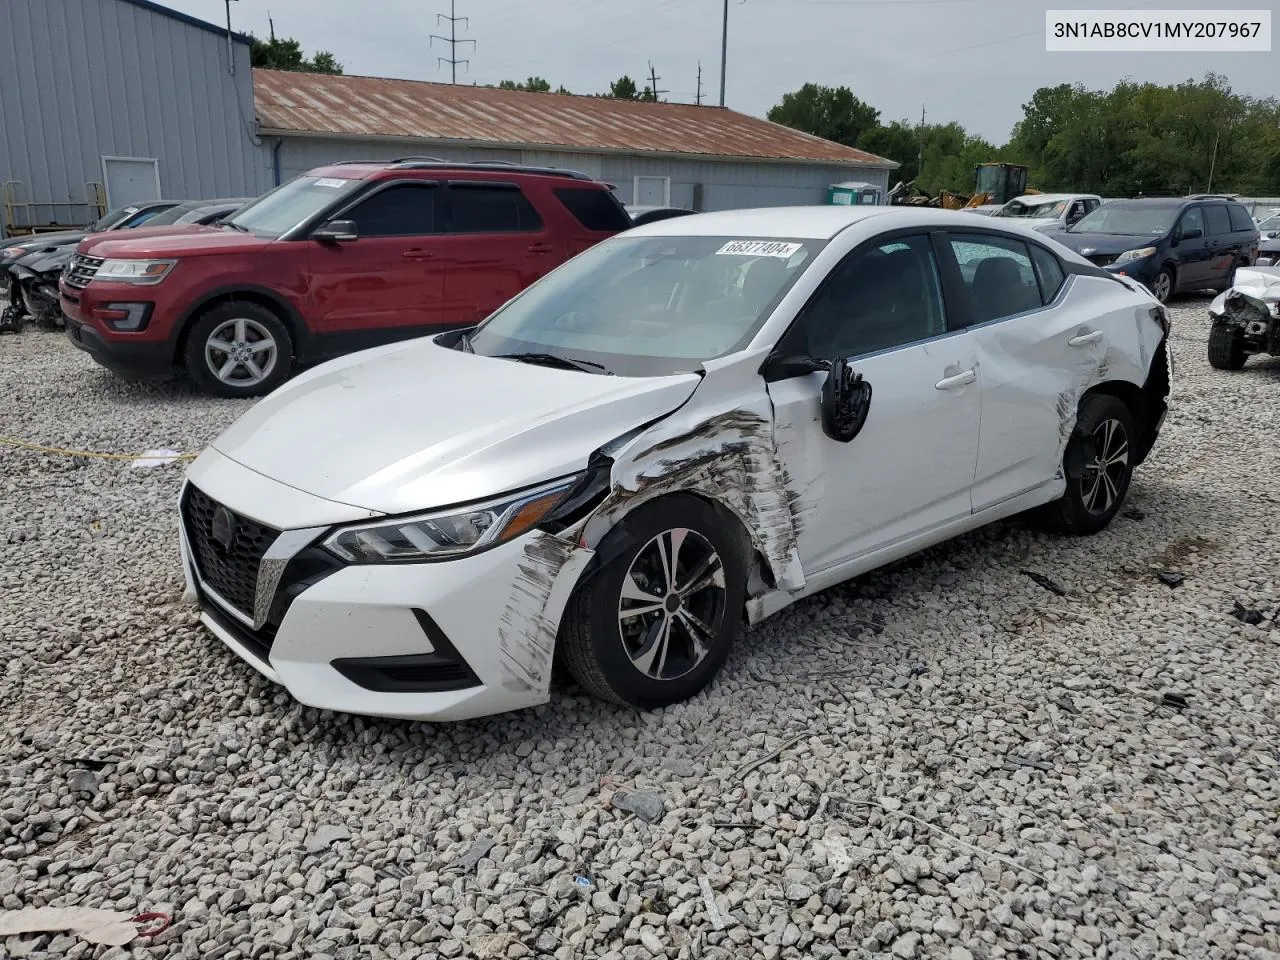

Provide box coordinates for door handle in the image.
[934,369,976,390]
[402,249,434,260]
[528,242,554,254]
[1068,330,1103,347]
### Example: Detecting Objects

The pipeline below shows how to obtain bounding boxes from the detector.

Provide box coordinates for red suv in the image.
[61,160,632,396]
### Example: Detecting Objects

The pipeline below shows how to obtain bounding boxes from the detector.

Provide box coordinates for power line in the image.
[430,0,475,84]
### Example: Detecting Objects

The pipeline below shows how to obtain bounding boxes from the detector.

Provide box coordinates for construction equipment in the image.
[889,163,1037,210]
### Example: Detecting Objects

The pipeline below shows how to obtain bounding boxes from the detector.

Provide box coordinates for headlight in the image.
[1115,246,1156,263]
[323,476,581,563]
[2,246,29,259]
[96,258,177,284]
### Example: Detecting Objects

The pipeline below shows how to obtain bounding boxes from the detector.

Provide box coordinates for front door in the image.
[946,233,1103,511]
[440,181,563,325]
[767,232,981,573]
[306,181,446,343]
[1172,206,1211,289]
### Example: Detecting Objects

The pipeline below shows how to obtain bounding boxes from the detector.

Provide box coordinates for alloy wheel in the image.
[205,317,278,387]
[1152,270,1172,302]
[1080,417,1129,515]
[617,528,727,681]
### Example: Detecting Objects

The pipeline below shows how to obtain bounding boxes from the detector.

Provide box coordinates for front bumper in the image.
[1104,257,1156,285]
[178,453,594,722]
[60,280,172,377]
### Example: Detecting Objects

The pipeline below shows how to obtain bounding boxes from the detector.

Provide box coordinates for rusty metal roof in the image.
[253,70,897,169]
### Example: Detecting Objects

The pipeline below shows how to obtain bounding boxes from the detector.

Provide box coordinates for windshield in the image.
[468,235,825,376]
[142,204,200,227]
[1070,204,1178,236]
[223,176,361,238]
[1259,212,1280,231]
[93,206,139,231]
[997,199,1068,219]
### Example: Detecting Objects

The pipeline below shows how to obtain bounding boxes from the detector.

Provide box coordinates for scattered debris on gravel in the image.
[3,298,1280,959]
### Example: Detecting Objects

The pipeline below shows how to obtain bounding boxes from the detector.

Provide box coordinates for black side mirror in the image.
[313,219,358,242]
[1180,226,1202,241]
[820,357,873,443]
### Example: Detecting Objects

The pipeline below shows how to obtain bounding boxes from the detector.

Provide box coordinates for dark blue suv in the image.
[1056,196,1260,303]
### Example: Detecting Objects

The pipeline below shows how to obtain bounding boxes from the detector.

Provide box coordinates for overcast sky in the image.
[164,0,1278,144]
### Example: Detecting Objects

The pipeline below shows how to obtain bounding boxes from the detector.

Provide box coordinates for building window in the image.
[633,176,671,206]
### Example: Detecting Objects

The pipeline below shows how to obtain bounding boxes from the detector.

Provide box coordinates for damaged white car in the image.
[179,207,1171,721]
[1208,266,1280,370]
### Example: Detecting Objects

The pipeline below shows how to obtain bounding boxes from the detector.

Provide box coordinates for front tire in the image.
[1207,317,1247,370]
[1150,266,1175,304]
[1041,394,1136,536]
[184,301,293,398]
[559,495,747,709]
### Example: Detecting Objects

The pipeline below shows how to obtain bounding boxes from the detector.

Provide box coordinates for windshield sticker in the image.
[715,240,803,258]
[313,178,350,188]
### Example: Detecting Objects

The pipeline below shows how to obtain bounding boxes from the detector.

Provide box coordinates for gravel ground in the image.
[2,300,1280,960]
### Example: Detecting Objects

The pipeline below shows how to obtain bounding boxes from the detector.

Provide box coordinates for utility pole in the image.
[718,0,728,106]
[647,61,667,101]
[1206,130,1220,193]
[268,11,276,43]
[916,104,926,179]
[431,0,475,84]
[696,62,703,106]
[224,0,238,76]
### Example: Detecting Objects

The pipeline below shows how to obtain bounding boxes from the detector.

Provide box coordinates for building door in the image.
[102,157,161,208]
[634,176,670,206]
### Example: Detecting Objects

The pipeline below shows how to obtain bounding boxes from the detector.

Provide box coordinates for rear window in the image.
[448,183,543,233]
[553,187,632,232]
[1227,204,1255,232]
[1204,205,1232,236]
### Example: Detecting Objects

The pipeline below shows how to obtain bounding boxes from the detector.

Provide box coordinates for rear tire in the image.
[559,495,747,709]
[1207,317,1247,371]
[1041,393,1136,536]
[184,301,293,398]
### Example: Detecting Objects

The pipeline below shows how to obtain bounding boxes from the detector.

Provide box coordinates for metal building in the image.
[0,0,271,236]
[252,71,898,212]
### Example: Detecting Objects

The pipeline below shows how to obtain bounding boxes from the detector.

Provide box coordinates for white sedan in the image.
[179,207,1171,721]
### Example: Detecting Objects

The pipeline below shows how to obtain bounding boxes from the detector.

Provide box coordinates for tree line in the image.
[766,75,1280,197]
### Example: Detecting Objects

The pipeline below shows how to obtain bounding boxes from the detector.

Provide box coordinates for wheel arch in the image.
[1082,336,1168,466]
[173,285,308,366]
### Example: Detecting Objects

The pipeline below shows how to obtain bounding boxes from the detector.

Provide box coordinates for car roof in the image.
[1008,193,1093,205]
[624,205,1056,241]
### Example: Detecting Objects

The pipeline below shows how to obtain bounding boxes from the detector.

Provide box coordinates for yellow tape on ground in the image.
[0,436,197,462]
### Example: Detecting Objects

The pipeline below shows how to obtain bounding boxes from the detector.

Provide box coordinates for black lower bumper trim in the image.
[331,608,482,693]
[65,319,173,377]
[200,596,274,666]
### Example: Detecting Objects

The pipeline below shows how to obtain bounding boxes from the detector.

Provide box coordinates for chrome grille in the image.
[64,254,104,290]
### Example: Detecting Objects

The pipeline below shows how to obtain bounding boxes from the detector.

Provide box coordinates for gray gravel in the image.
[3,299,1280,960]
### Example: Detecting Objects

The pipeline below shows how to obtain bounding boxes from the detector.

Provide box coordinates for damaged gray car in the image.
[181,206,1171,721]
[1208,266,1280,370]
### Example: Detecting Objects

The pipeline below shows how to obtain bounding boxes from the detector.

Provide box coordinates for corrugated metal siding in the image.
[276,136,887,213]
[0,0,271,234]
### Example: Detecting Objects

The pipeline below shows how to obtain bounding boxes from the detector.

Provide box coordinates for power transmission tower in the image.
[695,62,703,106]
[647,61,667,101]
[431,0,475,84]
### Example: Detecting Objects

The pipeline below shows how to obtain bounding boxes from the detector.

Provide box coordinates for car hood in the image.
[4,231,87,257]
[210,338,704,515]
[1056,233,1160,255]
[78,227,271,258]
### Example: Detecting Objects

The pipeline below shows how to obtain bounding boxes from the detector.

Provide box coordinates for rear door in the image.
[1227,203,1260,270]
[440,181,558,325]
[1202,203,1238,286]
[306,180,446,342]
[1172,205,1212,290]
[946,232,1100,511]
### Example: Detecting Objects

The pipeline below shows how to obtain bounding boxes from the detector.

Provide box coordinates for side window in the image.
[1177,206,1205,237]
[947,234,1042,324]
[553,187,632,232]
[1029,245,1066,303]
[1085,198,1101,213]
[448,184,543,233]
[1227,204,1255,233]
[1204,204,1232,236]
[345,184,438,237]
[800,234,946,360]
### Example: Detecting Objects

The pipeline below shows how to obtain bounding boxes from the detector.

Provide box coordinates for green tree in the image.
[861,120,922,183]
[499,77,552,93]
[766,84,880,148]
[606,76,640,100]
[249,35,343,74]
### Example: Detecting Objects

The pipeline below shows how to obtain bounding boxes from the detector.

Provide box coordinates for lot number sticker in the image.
[715,240,803,258]
[313,178,351,188]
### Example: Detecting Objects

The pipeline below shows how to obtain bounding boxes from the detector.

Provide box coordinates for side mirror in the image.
[1180,226,1203,240]
[760,354,829,382]
[820,357,873,443]
[313,219,358,243]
